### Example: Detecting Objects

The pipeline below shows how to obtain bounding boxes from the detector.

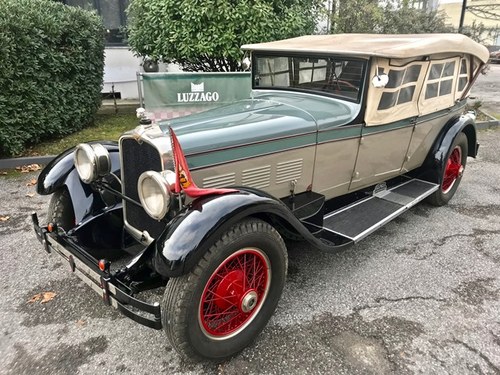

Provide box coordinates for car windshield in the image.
[253,54,366,102]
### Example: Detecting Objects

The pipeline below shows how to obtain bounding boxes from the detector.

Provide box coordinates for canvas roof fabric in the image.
[241,34,490,63]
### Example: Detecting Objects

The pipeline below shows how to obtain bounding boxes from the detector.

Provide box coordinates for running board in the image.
[322,179,438,243]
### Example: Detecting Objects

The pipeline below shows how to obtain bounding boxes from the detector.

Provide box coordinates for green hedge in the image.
[0,0,105,156]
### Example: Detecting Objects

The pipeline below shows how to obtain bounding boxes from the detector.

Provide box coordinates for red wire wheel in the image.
[162,219,287,360]
[427,132,468,206]
[199,248,271,339]
[442,146,464,193]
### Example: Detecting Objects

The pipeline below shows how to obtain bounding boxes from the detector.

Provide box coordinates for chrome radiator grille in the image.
[120,137,165,238]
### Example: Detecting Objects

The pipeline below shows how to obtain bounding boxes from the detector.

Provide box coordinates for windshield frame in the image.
[251,52,368,104]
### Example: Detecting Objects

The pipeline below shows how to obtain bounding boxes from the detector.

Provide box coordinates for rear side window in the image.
[425,60,456,99]
[457,58,469,94]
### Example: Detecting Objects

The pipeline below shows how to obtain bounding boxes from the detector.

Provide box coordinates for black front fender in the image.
[37,141,120,223]
[152,190,350,278]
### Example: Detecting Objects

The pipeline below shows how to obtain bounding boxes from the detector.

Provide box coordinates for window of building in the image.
[59,0,129,45]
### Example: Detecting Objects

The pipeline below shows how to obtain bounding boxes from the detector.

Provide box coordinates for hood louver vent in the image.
[242,165,271,189]
[276,159,303,184]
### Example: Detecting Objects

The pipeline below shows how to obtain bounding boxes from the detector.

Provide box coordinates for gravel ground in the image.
[1,128,499,375]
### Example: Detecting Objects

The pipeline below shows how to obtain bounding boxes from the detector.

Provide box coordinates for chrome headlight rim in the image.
[137,170,175,221]
[74,143,111,184]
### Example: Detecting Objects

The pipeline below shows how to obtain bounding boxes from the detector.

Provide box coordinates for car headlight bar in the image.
[74,143,111,184]
[137,170,176,220]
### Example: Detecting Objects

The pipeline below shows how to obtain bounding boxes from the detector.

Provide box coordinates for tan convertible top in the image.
[242,34,490,63]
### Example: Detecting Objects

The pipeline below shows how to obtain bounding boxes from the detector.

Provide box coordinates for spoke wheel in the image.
[199,248,271,339]
[427,132,468,206]
[441,146,463,193]
[162,219,287,361]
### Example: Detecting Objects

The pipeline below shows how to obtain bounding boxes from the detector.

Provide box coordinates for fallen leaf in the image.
[76,319,86,327]
[0,216,10,222]
[27,293,42,303]
[41,292,56,303]
[26,193,35,198]
[18,164,42,173]
[26,178,37,187]
[27,291,56,304]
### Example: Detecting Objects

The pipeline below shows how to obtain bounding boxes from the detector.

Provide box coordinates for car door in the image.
[349,121,414,190]
[349,58,428,190]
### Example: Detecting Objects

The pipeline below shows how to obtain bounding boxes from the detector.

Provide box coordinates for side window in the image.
[256,57,290,86]
[377,64,422,110]
[457,58,469,95]
[424,61,456,99]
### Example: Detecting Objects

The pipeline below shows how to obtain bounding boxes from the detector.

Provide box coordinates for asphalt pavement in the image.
[1,127,499,374]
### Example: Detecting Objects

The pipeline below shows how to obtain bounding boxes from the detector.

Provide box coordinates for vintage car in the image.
[490,49,500,64]
[33,33,489,361]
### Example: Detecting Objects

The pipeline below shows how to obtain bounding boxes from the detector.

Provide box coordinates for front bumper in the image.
[32,213,162,329]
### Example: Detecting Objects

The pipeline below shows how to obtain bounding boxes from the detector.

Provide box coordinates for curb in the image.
[0,155,55,170]
[476,110,500,131]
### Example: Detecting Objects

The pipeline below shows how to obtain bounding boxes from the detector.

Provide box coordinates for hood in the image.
[157,91,359,156]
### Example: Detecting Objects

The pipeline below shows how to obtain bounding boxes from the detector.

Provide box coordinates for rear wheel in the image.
[162,218,287,361]
[427,132,468,206]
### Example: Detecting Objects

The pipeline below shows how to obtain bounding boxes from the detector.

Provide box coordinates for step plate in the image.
[322,179,438,242]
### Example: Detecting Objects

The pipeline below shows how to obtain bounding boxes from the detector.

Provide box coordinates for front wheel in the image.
[162,218,288,361]
[427,132,468,206]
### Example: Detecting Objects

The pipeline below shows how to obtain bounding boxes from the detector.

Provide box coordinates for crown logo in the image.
[191,82,204,92]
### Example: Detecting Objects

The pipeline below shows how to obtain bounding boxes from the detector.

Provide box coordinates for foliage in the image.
[127,0,322,72]
[331,0,453,35]
[461,20,492,44]
[334,0,383,34]
[0,0,105,156]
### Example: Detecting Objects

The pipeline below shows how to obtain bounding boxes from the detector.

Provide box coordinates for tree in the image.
[330,0,453,35]
[127,0,322,72]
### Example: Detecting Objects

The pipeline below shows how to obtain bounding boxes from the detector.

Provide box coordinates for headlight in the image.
[137,170,176,220]
[74,143,111,184]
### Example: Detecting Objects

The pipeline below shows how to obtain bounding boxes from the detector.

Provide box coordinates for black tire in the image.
[427,132,468,206]
[162,218,288,362]
[47,188,75,231]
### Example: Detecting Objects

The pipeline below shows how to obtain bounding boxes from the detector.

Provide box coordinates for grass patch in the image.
[24,113,137,156]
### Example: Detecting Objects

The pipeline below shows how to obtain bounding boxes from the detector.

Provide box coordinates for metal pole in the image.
[459,0,467,33]
[136,71,144,108]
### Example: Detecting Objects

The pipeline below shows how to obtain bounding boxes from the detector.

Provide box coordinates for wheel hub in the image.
[240,290,258,313]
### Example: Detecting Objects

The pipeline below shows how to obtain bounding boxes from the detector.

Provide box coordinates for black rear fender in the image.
[419,113,477,184]
[37,142,120,223]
